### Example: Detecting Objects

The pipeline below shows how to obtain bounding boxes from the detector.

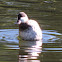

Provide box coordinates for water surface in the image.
[0,0,62,62]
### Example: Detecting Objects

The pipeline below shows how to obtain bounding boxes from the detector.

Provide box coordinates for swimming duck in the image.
[17,12,42,41]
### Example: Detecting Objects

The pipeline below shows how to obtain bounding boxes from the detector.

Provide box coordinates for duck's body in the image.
[17,12,42,41]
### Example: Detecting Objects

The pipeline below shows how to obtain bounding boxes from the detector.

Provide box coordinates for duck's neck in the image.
[19,23,31,31]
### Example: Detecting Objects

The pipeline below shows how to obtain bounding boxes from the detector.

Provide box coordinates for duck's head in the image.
[17,12,29,24]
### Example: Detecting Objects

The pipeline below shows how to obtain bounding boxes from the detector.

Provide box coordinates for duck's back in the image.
[19,20,42,41]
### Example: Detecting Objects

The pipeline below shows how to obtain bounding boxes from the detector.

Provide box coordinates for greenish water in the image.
[0,0,62,62]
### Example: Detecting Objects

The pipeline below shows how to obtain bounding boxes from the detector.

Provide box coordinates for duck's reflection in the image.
[19,40,42,62]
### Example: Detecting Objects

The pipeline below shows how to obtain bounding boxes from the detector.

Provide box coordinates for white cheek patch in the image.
[20,17,28,23]
[17,20,21,24]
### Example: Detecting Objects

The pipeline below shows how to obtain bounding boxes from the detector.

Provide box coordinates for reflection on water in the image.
[0,29,62,62]
[19,40,42,62]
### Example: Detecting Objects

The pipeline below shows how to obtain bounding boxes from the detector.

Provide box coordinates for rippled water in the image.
[0,0,62,62]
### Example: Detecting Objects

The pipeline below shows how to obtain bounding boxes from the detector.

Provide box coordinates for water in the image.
[0,0,62,62]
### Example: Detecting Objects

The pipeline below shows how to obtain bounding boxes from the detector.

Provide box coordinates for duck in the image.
[17,12,42,41]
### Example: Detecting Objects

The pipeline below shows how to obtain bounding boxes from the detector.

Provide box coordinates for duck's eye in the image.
[18,14,22,20]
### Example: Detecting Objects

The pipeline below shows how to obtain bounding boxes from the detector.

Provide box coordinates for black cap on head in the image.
[17,12,28,23]
[18,12,27,20]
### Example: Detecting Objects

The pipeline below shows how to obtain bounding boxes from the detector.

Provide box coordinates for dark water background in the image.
[0,0,62,62]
